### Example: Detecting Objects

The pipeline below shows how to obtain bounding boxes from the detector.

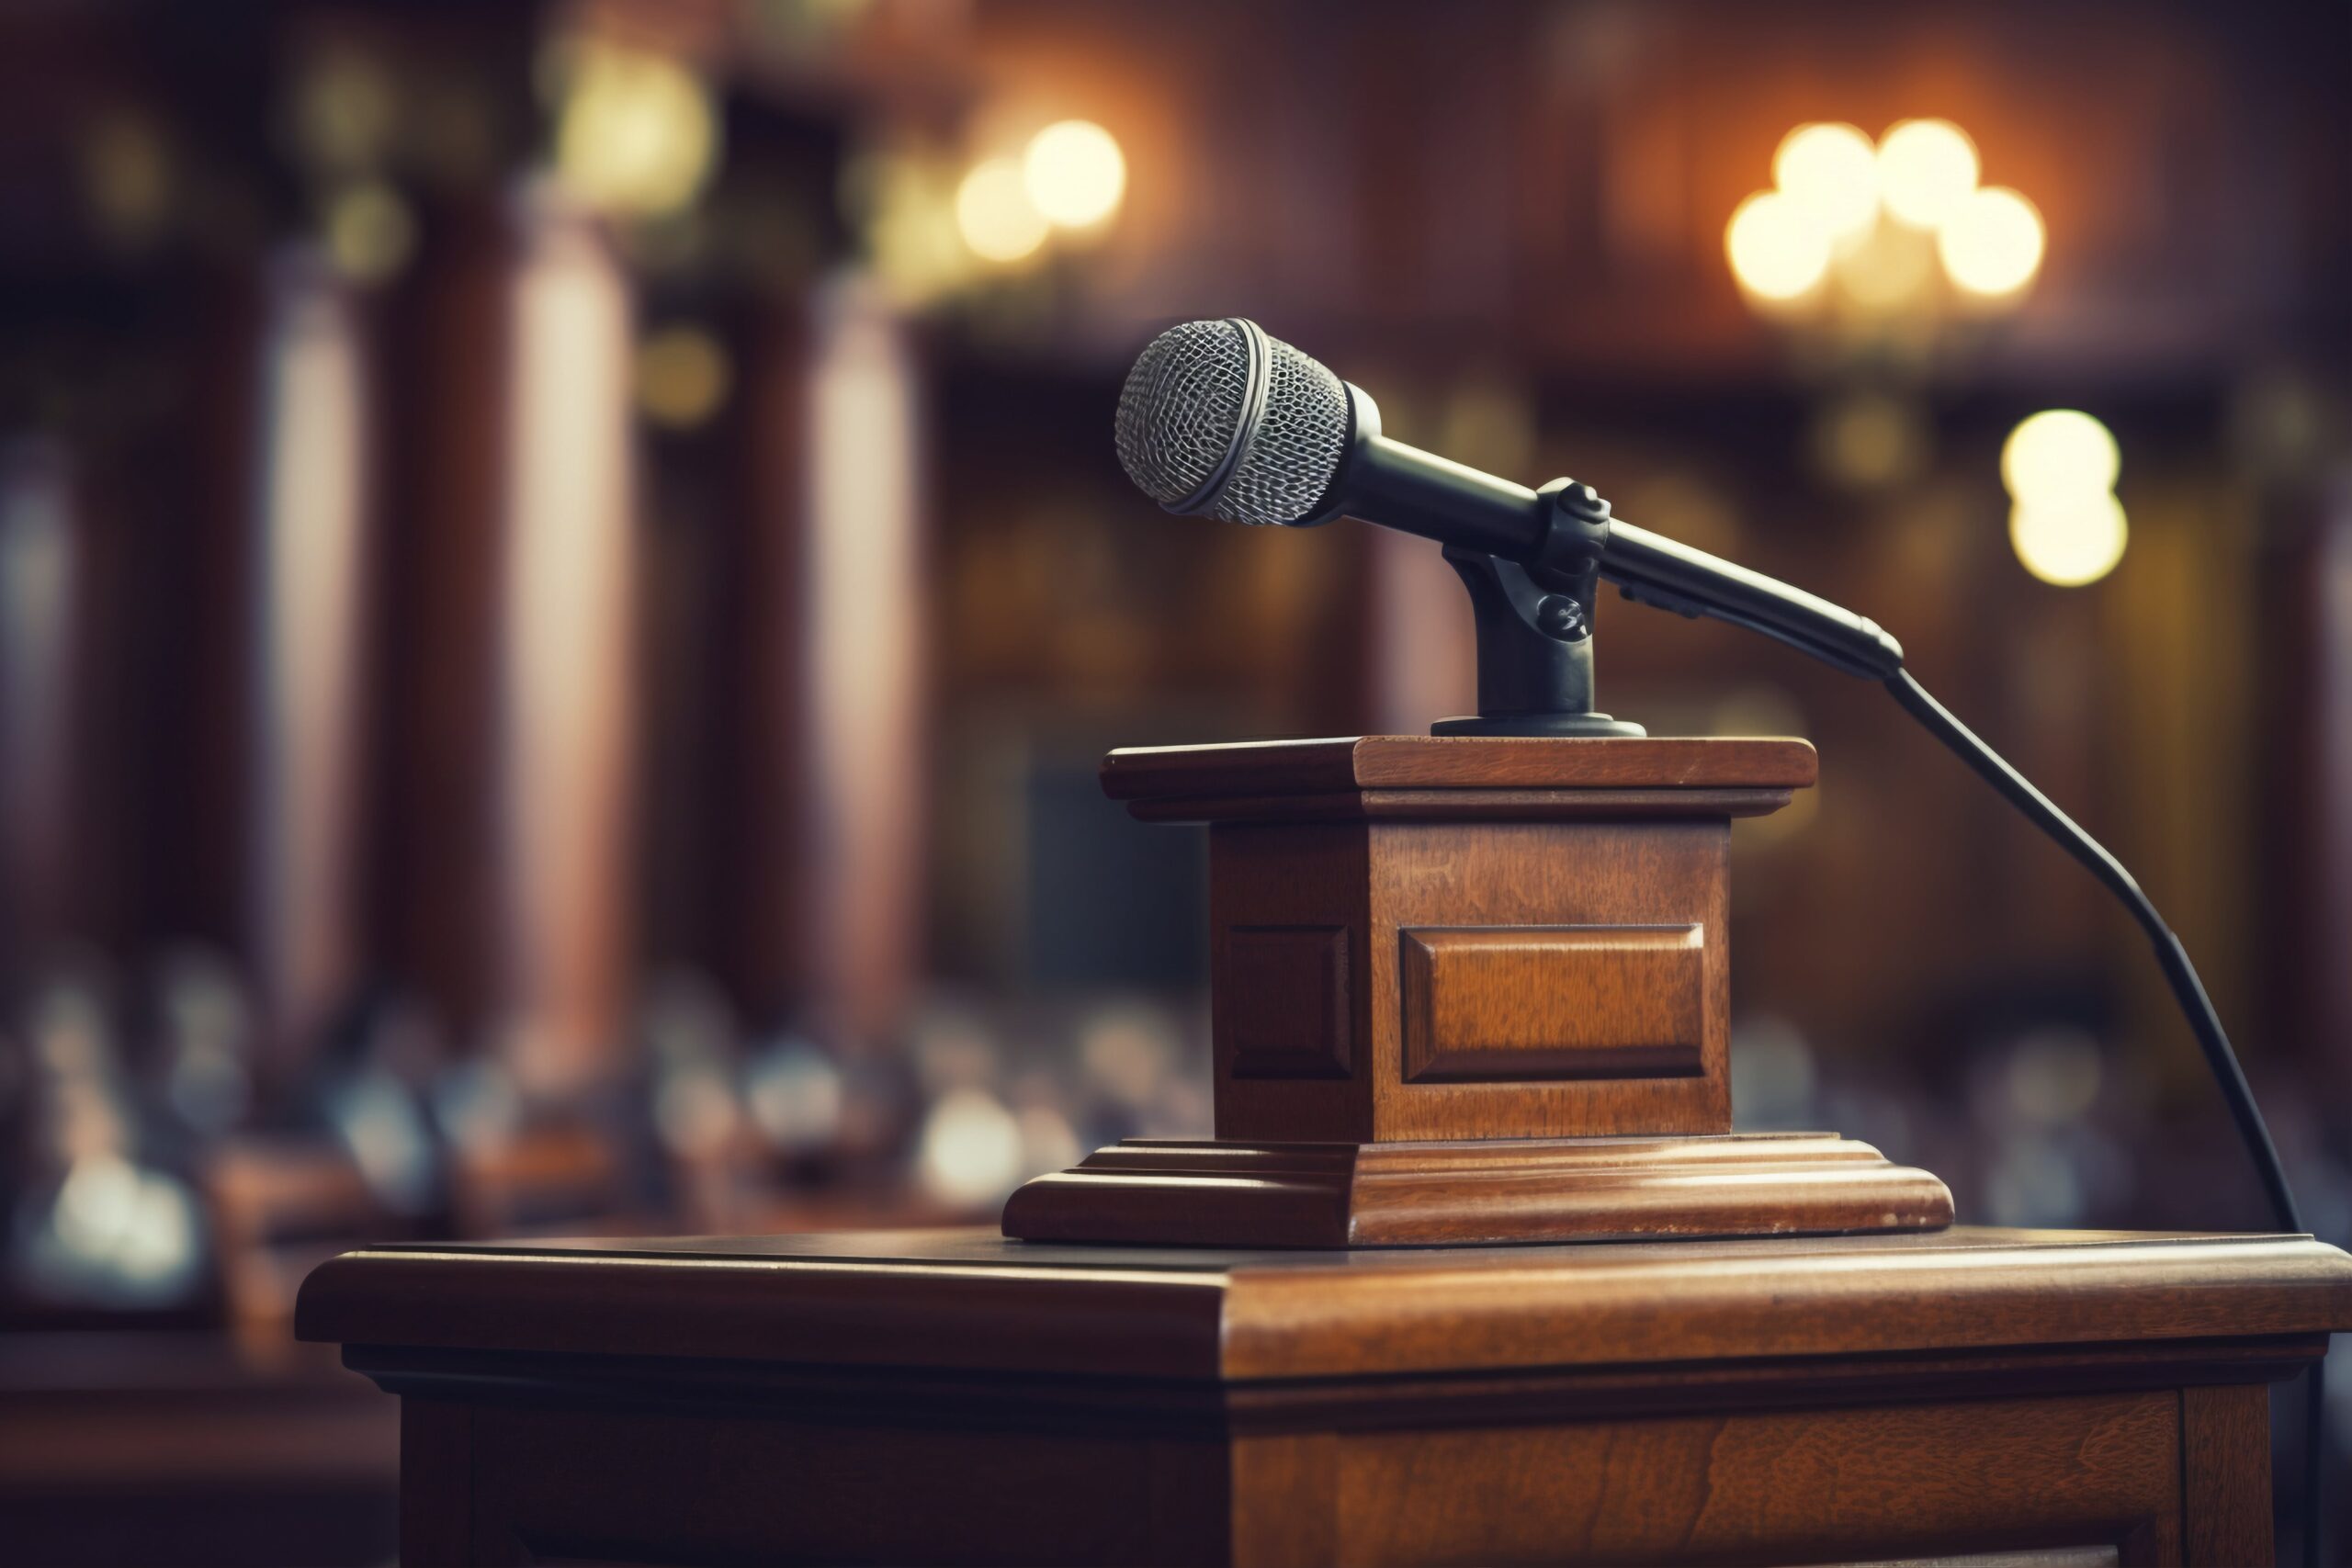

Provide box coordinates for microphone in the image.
[1113,317,1905,679]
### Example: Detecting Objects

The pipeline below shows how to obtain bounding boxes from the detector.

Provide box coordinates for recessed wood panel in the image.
[1400,924,1703,1083]
[1227,925,1352,1079]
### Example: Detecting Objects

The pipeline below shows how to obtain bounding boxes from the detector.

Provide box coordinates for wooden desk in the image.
[297,1224,2352,1566]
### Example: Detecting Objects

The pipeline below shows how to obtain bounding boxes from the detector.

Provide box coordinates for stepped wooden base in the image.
[1001,1132,1954,1248]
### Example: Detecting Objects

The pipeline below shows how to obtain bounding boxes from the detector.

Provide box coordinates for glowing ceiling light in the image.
[1876,118,1979,229]
[1772,122,1879,239]
[1938,185,2044,297]
[553,41,720,217]
[1022,119,1125,229]
[2005,411,2124,586]
[1725,190,1830,301]
[2010,493,2127,586]
[2002,410,2120,502]
[955,157,1048,264]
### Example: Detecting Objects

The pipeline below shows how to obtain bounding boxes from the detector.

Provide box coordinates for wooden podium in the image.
[297,736,2352,1566]
[1004,735,1951,1247]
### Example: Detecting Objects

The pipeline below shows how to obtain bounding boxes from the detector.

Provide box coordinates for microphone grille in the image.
[1114,319,1350,526]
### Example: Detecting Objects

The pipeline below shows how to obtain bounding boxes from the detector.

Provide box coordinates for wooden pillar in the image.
[374,186,637,1096]
[791,274,925,1049]
[0,439,80,993]
[487,190,638,1096]
[239,252,375,1081]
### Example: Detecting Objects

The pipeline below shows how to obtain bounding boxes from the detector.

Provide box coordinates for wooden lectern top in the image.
[299,1224,2351,1383]
[1100,733,1815,822]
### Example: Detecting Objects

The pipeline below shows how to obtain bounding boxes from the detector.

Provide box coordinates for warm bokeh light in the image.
[551,40,720,218]
[2002,410,2120,502]
[1832,219,1938,310]
[955,156,1048,263]
[323,181,416,283]
[845,152,973,305]
[1022,119,1125,229]
[635,323,732,429]
[1773,122,1878,238]
[1876,118,1979,229]
[1938,186,2044,297]
[2005,411,2125,585]
[1724,190,1830,301]
[2010,493,2128,586]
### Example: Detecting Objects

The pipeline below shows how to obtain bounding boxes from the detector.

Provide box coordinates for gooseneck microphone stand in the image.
[1445,478,2323,1568]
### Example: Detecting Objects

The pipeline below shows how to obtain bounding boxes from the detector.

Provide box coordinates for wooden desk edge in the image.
[294,1229,2352,1384]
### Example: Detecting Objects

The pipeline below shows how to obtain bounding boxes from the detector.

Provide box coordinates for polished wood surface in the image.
[1198,786,1765,1146]
[297,1224,2351,1565]
[1001,1134,1952,1247]
[1398,923,1706,1083]
[1009,734,1937,1247]
[1102,735,1817,826]
[299,1225,2351,1379]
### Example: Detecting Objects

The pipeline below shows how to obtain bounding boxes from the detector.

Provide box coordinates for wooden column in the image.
[0,440,80,993]
[374,186,637,1097]
[240,253,376,1081]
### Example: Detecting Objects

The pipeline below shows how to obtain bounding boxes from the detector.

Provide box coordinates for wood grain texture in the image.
[1214,1231,2352,1381]
[1366,820,1733,1139]
[1001,1133,1951,1247]
[296,1226,2352,1382]
[1210,825,1374,1143]
[1226,925,1353,1079]
[1398,924,1704,1082]
[361,1371,2234,1565]
[1317,1391,2180,1566]
[1204,820,1736,1146]
[2179,1382,2272,1564]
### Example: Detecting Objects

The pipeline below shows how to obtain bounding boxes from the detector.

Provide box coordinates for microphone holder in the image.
[1430,478,1645,738]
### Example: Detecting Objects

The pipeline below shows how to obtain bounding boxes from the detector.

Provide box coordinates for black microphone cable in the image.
[1884,668,2323,1568]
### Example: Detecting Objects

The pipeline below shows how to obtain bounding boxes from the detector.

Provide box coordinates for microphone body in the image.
[1114,318,1905,682]
[1310,390,1905,681]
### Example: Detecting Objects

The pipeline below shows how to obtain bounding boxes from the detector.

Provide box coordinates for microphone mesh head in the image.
[1114,319,1351,525]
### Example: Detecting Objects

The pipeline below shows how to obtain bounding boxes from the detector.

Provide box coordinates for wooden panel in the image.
[1321,1392,2181,1566]
[400,1398,475,1568]
[1227,926,1352,1079]
[1229,1432,1338,1568]
[2179,1382,2272,1565]
[1367,821,1732,1139]
[1399,924,1703,1082]
[1210,825,1374,1143]
[448,1399,1227,1567]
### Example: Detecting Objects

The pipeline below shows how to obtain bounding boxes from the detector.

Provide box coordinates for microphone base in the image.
[1430,711,1647,739]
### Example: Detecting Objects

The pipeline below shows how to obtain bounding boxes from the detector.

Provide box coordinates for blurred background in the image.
[0,0,2346,1561]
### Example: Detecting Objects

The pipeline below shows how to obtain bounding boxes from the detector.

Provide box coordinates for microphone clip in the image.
[1430,479,1645,739]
